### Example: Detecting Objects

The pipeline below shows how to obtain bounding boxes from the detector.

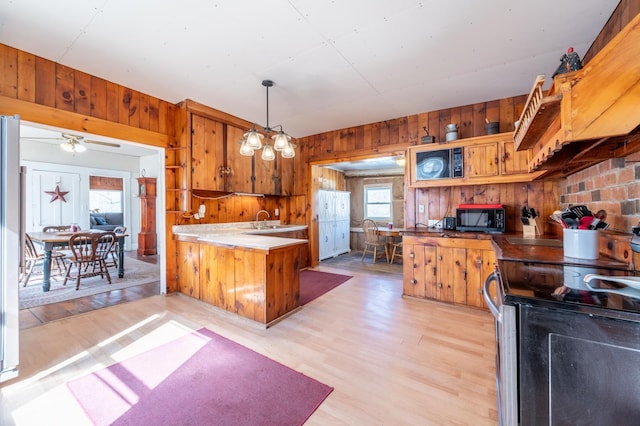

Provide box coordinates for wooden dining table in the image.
[376,227,406,262]
[27,230,128,292]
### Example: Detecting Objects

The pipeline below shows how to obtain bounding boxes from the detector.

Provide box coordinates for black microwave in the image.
[415,147,464,180]
[456,204,505,233]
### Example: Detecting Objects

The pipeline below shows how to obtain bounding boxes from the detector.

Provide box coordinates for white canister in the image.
[563,229,599,259]
[445,123,459,142]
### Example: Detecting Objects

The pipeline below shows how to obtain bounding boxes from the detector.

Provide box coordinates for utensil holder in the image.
[563,229,599,259]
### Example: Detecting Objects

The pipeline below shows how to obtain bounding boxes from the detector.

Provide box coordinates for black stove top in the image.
[497,259,640,317]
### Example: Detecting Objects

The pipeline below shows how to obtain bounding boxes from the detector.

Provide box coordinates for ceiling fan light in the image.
[60,140,86,153]
[60,141,74,152]
[244,128,263,149]
[261,142,276,161]
[272,131,291,151]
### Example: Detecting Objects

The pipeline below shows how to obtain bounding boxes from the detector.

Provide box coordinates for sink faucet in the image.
[256,209,270,225]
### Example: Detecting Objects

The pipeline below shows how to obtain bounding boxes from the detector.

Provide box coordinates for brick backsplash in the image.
[559,156,640,233]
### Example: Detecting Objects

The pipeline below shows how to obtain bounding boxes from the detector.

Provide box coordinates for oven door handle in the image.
[484,270,501,320]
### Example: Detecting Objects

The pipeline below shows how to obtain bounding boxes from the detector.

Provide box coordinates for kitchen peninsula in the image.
[173,221,308,327]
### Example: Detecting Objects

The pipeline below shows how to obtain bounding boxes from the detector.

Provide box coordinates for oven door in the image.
[484,270,518,426]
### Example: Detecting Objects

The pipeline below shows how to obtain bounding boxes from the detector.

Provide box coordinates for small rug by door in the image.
[19,256,159,309]
[299,269,352,305]
[67,328,333,426]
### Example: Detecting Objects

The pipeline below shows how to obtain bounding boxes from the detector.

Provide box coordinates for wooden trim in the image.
[89,176,123,190]
[0,95,172,148]
[180,99,253,130]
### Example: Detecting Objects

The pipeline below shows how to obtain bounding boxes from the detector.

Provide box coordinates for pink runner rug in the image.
[67,328,332,425]
[299,270,352,305]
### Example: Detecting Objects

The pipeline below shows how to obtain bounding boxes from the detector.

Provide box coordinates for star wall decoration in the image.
[45,185,69,203]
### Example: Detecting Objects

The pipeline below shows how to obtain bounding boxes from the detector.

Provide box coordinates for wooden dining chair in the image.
[361,219,388,263]
[389,240,403,265]
[21,234,67,286]
[104,226,126,268]
[63,232,116,290]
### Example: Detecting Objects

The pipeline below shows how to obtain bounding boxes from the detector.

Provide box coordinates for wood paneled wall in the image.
[583,0,640,64]
[174,194,307,226]
[0,44,175,138]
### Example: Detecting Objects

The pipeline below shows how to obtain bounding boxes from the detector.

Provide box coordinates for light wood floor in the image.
[1,252,498,425]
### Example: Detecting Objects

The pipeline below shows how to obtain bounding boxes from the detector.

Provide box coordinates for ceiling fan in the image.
[21,132,121,153]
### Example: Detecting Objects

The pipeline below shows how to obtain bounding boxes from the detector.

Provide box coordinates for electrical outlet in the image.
[418,204,425,213]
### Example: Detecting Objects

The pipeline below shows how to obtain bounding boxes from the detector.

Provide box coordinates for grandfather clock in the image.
[137,177,157,255]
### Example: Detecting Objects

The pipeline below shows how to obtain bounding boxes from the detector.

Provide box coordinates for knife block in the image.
[523,217,543,237]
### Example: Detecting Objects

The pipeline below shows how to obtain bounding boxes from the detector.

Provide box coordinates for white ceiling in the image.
[0,0,619,142]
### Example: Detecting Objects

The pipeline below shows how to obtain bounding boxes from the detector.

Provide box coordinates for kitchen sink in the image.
[244,224,305,234]
[506,237,562,247]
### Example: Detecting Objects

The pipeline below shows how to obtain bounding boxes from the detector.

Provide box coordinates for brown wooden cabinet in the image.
[407,133,545,187]
[402,235,495,310]
[175,237,304,325]
[137,177,157,255]
[190,113,294,195]
[191,114,225,191]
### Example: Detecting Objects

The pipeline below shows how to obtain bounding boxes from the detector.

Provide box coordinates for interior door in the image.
[28,170,81,232]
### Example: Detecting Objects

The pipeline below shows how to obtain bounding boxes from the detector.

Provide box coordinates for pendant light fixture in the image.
[239,80,295,160]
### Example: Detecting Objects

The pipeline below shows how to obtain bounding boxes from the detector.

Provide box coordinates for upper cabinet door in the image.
[464,141,499,178]
[317,189,334,222]
[499,139,530,175]
[335,191,350,221]
[253,138,275,195]
[277,156,294,196]
[226,125,253,193]
[191,114,224,191]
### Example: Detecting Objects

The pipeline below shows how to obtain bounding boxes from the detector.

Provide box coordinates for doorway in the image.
[18,123,166,318]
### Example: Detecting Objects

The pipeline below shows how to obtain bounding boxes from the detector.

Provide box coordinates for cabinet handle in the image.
[502,152,509,163]
[410,251,415,259]
[410,279,418,285]
[438,255,443,261]
[438,283,443,288]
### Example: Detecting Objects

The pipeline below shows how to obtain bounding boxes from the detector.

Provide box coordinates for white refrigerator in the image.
[1,115,21,382]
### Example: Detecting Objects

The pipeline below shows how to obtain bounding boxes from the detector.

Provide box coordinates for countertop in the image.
[491,233,631,269]
[173,221,308,251]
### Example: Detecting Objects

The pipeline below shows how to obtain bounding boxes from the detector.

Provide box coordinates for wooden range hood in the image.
[513,13,640,178]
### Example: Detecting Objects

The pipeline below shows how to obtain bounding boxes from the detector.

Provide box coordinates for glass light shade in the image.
[239,139,254,156]
[281,142,295,158]
[395,157,406,166]
[244,128,264,149]
[272,131,291,151]
[261,142,276,161]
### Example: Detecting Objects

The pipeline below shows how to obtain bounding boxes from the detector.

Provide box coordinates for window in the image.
[364,184,392,220]
[90,190,122,213]
[89,176,123,213]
